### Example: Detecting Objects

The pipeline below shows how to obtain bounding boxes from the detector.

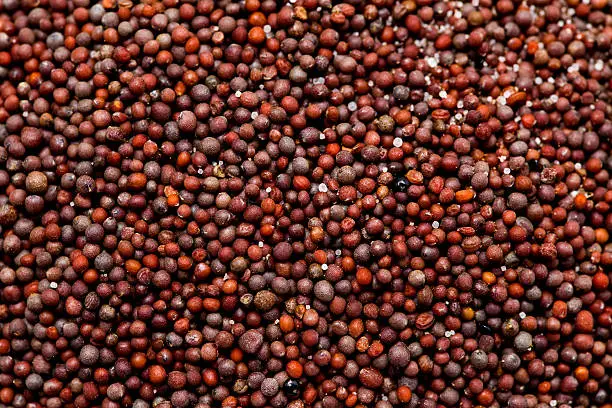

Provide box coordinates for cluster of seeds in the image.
[0,0,611,407]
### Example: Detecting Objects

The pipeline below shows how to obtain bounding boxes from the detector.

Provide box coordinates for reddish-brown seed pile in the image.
[0,0,611,407]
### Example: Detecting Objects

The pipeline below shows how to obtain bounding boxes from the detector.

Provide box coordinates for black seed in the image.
[391,177,409,192]
[478,322,492,336]
[283,379,300,397]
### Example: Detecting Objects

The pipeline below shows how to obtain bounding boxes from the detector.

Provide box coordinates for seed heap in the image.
[0,0,611,408]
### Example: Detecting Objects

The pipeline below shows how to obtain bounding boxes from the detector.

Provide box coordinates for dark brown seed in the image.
[238,330,264,354]
[253,290,277,311]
